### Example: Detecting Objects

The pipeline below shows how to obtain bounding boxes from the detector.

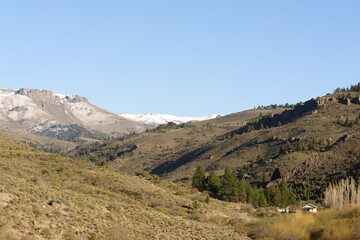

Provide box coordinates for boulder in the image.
[346,98,351,105]
[47,200,60,208]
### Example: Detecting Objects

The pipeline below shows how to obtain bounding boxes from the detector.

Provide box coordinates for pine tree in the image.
[326,139,332,150]
[265,187,281,206]
[238,179,247,202]
[262,172,269,182]
[307,138,316,151]
[219,168,240,202]
[278,179,290,208]
[247,125,254,133]
[356,114,360,124]
[258,190,267,207]
[206,170,221,198]
[296,139,304,151]
[245,181,254,203]
[244,164,251,172]
[284,140,292,151]
[192,166,205,191]
[256,154,263,161]
[273,189,282,207]
[251,186,260,206]
[345,117,351,127]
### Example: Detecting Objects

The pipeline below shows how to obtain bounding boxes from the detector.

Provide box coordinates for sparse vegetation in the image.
[0,132,247,239]
[3,83,360,239]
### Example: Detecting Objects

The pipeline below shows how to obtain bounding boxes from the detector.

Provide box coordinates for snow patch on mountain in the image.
[0,89,49,123]
[0,88,149,136]
[0,89,16,97]
[119,113,222,125]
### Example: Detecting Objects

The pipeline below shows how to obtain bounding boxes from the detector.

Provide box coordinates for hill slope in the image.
[73,108,285,174]
[74,90,360,202]
[0,131,249,240]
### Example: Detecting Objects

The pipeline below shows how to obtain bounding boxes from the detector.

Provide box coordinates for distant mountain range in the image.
[0,88,221,143]
[0,88,148,141]
[119,113,222,125]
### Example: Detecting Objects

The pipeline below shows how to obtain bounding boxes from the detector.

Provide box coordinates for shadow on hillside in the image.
[150,148,209,175]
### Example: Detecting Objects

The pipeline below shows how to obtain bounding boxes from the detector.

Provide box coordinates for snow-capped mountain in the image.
[119,113,222,125]
[0,88,148,139]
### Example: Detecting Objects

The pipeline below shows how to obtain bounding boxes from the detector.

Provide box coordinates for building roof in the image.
[303,203,318,209]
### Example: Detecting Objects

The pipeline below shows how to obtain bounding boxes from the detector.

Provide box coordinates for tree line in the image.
[192,167,296,208]
[256,103,294,110]
[334,82,360,93]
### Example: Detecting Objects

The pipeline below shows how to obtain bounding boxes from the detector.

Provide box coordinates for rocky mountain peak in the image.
[14,88,89,104]
[0,88,148,140]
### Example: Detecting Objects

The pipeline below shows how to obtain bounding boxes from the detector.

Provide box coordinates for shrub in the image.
[104,226,131,240]
[136,170,150,178]
[192,200,201,209]
[149,198,167,208]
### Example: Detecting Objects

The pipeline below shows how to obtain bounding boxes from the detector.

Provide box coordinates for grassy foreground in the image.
[0,132,249,240]
[247,207,360,240]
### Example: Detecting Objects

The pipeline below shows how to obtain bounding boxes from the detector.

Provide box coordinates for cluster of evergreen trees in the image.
[280,138,333,154]
[334,83,360,93]
[192,167,296,208]
[256,103,294,109]
[145,122,195,133]
[76,142,137,166]
[246,121,282,133]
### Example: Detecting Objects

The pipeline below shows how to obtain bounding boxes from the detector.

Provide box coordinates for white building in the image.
[277,206,289,213]
[302,203,318,213]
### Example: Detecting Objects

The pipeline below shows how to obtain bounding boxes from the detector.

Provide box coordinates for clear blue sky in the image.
[1,1,359,116]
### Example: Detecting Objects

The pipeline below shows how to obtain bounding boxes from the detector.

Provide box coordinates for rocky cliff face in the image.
[233,96,359,135]
[0,88,148,141]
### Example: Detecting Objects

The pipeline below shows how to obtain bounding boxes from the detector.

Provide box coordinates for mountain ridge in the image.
[0,88,149,142]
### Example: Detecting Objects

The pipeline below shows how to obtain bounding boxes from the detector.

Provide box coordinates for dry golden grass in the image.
[247,207,360,240]
[0,131,249,240]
